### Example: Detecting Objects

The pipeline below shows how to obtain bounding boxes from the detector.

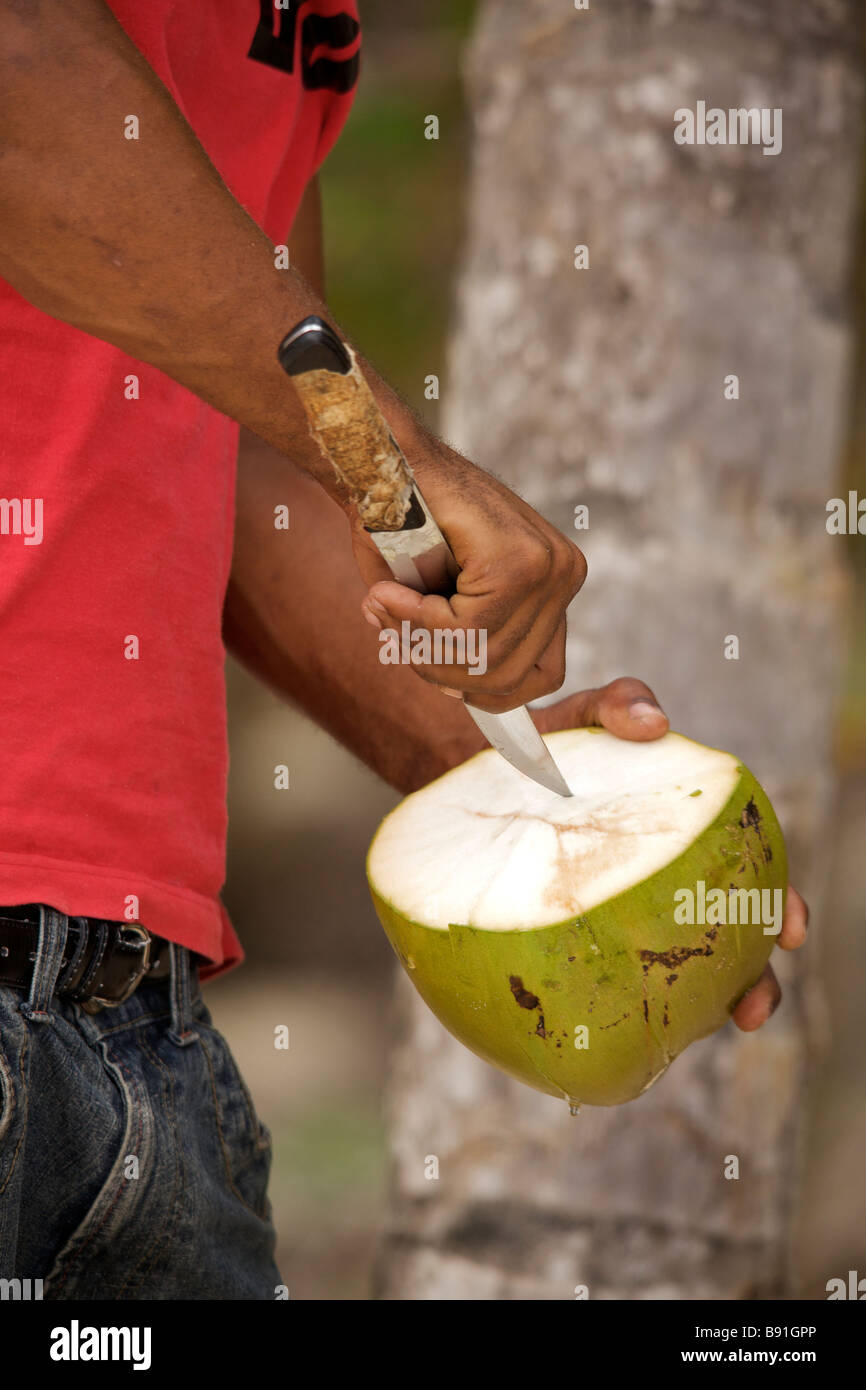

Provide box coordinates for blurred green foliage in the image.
[357,0,478,41]
[273,1104,384,1203]
[320,3,478,426]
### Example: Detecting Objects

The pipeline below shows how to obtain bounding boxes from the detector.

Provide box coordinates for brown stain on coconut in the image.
[508,974,548,1039]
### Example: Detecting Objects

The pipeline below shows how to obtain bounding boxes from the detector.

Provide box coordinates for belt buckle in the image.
[85,923,152,1011]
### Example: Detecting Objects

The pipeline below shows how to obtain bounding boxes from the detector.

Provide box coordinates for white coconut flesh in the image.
[368,730,741,931]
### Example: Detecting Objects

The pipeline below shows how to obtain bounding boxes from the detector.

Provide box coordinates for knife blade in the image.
[277,315,572,798]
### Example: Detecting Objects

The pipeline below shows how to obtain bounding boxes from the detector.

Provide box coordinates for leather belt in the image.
[0,909,174,1010]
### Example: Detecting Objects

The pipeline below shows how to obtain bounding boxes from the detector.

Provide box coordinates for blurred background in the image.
[207,0,865,1299]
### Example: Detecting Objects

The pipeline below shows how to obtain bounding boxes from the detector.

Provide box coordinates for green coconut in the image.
[367,729,786,1108]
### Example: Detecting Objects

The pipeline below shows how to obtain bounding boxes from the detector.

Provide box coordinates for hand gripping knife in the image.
[277,315,572,798]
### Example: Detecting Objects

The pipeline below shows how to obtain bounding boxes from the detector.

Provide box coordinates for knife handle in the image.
[278,316,418,533]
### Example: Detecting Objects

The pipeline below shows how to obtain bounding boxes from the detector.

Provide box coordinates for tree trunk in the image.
[376,0,862,1300]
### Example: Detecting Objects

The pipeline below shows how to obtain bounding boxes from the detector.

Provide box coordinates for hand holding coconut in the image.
[530,680,808,1037]
[368,677,808,1108]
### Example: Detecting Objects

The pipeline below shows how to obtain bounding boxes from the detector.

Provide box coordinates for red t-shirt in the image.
[0,1,360,978]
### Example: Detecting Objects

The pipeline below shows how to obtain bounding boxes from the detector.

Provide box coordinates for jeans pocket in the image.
[43,1032,154,1298]
[196,1023,273,1222]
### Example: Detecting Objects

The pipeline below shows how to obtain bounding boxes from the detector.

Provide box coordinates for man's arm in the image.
[0,0,585,713]
[227,177,485,789]
[226,431,485,790]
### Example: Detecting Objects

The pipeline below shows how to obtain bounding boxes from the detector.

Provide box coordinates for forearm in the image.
[1,0,585,716]
[222,186,481,790]
[224,431,485,793]
[0,0,436,499]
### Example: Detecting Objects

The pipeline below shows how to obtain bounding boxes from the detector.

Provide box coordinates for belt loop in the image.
[56,916,89,994]
[19,906,69,1024]
[167,942,198,1047]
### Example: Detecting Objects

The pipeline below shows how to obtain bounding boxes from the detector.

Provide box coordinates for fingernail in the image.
[440,687,463,699]
[363,598,389,631]
[629,699,661,720]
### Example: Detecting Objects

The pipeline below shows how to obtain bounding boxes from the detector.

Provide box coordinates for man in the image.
[0,0,806,1299]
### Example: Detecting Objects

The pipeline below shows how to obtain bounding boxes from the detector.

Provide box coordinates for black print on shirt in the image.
[248,1,360,93]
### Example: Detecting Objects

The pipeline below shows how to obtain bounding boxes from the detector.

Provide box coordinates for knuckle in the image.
[550,533,587,587]
[606,675,651,704]
[606,675,636,700]
[514,538,554,587]
[567,541,588,589]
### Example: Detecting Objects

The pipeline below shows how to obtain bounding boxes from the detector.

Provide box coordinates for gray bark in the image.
[376,0,862,1300]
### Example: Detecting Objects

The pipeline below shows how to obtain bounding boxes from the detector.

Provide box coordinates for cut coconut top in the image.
[368,729,741,931]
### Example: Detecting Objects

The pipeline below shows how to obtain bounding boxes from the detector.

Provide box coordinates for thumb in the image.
[536,677,669,742]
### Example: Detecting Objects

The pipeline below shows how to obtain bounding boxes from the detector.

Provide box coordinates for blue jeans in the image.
[0,907,281,1299]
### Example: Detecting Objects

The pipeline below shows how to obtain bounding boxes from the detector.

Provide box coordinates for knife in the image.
[277,315,572,798]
